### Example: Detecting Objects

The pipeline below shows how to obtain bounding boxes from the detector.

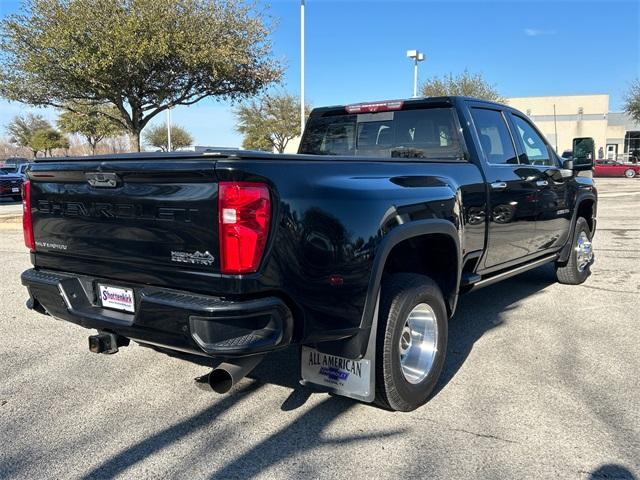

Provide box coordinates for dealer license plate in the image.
[301,346,371,399]
[98,284,135,313]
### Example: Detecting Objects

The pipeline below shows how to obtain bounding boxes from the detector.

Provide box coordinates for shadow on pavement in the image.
[80,381,265,479]
[587,464,637,480]
[434,264,557,396]
[80,369,402,479]
[208,395,405,479]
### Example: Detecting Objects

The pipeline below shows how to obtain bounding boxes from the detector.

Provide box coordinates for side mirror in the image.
[572,137,595,171]
[562,159,573,170]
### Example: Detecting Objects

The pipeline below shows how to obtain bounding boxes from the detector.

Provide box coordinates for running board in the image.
[467,254,558,291]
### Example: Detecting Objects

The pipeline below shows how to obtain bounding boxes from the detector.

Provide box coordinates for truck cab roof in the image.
[309,96,508,117]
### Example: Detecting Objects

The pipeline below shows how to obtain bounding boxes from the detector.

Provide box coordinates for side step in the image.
[467,254,558,292]
[460,272,481,287]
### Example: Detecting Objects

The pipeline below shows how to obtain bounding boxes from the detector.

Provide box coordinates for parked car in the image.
[20,96,597,411]
[0,162,29,201]
[594,160,640,178]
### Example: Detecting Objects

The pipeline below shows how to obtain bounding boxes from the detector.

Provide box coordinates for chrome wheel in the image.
[624,169,636,178]
[398,303,438,384]
[575,230,593,272]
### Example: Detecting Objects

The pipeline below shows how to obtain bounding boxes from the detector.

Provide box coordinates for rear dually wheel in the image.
[374,273,448,411]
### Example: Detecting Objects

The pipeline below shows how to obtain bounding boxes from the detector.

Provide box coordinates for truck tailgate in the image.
[28,159,221,287]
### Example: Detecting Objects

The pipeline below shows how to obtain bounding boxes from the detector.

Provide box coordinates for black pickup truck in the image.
[21,96,596,411]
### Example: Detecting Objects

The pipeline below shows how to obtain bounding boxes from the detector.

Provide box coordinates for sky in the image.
[0,0,639,148]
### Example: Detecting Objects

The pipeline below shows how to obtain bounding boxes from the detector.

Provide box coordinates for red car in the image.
[594,160,640,178]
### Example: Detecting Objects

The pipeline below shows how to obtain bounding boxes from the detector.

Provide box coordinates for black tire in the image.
[555,217,593,285]
[374,273,448,411]
[624,169,636,178]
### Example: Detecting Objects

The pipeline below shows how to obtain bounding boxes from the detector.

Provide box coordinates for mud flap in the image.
[300,292,380,403]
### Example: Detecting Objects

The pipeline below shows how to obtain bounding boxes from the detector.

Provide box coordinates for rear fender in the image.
[317,219,461,359]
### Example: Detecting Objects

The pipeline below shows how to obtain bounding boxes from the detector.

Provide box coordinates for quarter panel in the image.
[215,158,486,342]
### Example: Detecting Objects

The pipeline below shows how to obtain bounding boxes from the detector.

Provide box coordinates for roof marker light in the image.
[345,100,404,114]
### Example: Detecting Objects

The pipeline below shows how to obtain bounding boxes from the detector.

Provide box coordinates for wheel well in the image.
[577,199,595,233]
[382,234,458,316]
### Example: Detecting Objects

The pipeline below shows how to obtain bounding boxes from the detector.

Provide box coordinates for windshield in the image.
[299,107,464,160]
[0,167,18,174]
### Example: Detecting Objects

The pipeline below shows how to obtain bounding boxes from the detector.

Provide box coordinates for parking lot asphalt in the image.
[0,198,22,223]
[0,178,638,480]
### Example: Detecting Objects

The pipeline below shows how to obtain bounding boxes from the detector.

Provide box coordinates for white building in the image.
[507,94,640,160]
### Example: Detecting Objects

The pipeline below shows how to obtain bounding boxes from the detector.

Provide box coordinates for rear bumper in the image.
[21,268,294,357]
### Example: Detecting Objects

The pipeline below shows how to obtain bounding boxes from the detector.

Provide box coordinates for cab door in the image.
[469,105,538,269]
[507,112,572,252]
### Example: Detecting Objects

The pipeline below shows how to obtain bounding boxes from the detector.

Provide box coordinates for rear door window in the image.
[470,108,518,165]
[300,107,464,160]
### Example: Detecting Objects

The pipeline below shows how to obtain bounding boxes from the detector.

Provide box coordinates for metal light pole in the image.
[553,104,558,153]
[167,107,172,152]
[406,50,425,98]
[300,0,305,135]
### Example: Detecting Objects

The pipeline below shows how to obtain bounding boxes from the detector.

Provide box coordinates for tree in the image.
[5,113,51,157]
[143,124,194,151]
[241,130,274,152]
[421,70,505,103]
[0,0,281,152]
[30,128,69,157]
[235,92,309,153]
[58,104,125,155]
[624,79,640,123]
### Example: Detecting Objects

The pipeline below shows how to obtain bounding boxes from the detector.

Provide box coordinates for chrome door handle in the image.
[490,182,507,190]
[536,180,549,187]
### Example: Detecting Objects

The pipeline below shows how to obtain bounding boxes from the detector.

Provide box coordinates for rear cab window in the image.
[299,106,465,161]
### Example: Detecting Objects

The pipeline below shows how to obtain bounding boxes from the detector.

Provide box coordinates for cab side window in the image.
[511,115,554,166]
[470,108,518,165]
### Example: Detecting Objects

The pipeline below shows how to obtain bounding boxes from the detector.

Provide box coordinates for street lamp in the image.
[406,49,425,98]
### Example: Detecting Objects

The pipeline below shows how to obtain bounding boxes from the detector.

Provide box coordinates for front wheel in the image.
[374,273,448,411]
[624,169,636,178]
[555,217,593,285]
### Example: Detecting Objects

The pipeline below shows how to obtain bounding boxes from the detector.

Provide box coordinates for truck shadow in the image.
[207,396,405,480]
[79,377,403,480]
[433,264,557,397]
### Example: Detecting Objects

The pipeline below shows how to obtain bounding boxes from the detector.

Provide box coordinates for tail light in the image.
[218,182,271,274]
[22,180,35,251]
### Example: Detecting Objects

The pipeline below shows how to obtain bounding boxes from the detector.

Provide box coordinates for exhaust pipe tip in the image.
[205,355,264,394]
[208,368,234,394]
